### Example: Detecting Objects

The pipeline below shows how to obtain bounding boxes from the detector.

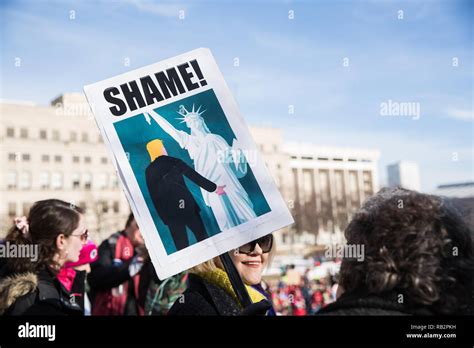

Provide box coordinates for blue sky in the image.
[1,0,472,191]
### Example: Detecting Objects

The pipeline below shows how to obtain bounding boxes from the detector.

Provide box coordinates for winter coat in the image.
[316,291,435,316]
[0,267,83,316]
[168,273,241,315]
[168,269,271,316]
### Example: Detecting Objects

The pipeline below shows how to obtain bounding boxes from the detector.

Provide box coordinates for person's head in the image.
[191,234,275,286]
[146,139,167,162]
[177,104,210,134]
[314,291,323,304]
[229,234,274,285]
[124,213,144,248]
[5,199,87,274]
[339,187,474,314]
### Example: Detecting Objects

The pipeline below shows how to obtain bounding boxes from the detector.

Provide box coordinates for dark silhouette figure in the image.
[145,155,217,251]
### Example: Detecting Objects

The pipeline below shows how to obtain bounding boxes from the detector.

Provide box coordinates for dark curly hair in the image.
[5,199,84,274]
[339,187,473,315]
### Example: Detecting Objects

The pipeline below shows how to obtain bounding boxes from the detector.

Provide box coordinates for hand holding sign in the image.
[215,185,226,195]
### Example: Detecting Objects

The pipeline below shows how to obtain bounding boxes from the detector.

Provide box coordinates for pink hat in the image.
[64,240,98,268]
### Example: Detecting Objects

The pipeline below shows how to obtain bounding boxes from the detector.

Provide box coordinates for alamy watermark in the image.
[0,241,38,262]
[18,322,55,341]
[380,99,420,120]
[216,148,258,166]
[325,243,365,262]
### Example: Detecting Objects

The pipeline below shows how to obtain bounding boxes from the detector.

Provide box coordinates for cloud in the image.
[445,108,474,121]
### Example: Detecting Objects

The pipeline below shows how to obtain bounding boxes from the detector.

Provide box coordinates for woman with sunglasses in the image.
[0,199,87,315]
[168,234,275,316]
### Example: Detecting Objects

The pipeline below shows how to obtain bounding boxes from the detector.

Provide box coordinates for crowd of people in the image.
[0,187,472,316]
[269,266,339,315]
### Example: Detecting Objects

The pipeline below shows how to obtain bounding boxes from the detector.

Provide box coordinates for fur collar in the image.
[0,272,38,314]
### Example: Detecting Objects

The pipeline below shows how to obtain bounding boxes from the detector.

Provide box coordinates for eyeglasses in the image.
[70,228,89,243]
[238,234,273,255]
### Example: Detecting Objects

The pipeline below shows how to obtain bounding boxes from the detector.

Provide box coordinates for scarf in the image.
[57,267,76,292]
[197,267,266,307]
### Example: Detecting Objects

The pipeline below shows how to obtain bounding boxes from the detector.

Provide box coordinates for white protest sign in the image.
[84,48,293,279]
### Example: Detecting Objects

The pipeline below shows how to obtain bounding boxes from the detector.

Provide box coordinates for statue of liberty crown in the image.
[177,104,206,123]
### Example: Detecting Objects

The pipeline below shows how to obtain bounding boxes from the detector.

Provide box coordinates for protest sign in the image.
[84,48,293,279]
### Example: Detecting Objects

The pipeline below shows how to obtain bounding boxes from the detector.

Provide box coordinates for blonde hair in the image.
[146,139,166,161]
[190,235,276,274]
[190,256,221,274]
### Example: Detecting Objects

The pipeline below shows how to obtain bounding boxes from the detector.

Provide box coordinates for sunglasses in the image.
[238,234,273,255]
[70,228,89,243]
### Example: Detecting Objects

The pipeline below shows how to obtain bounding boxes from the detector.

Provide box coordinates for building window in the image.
[22,153,31,161]
[72,173,80,189]
[22,202,31,215]
[42,154,50,162]
[7,171,17,189]
[8,202,16,218]
[98,173,108,189]
[81,132,89,142]
[79,201,86,211]
[39,171,50,189]
[72,155,80,163]
[40,129,47,139]
[110,174,119,189]
[54,155,62,163]
[70,131,77,142]
[19,171,31,189]
[20,128,28,139]
[113,201,120,213]
[51,172,63,190]
[84,156,91,164]
[363,171,373,196]
[6,128,14,137]
[8,153,18,162]
[319,170,330,202]
[83,172,92,190]
[334,170,345,201]
[349,171,359,202]
[102,201,109,214]
[101,157,108,164]
[52,130,60,141]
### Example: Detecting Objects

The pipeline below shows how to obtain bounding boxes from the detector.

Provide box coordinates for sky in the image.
[1,0,472,192]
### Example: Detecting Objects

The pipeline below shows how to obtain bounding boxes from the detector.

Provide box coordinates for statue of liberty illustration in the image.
[146,104,257,231]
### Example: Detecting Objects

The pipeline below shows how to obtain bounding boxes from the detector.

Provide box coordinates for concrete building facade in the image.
[1,94,381,252]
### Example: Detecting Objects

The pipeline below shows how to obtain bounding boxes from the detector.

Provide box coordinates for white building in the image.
[1,93,381,253]
[282,142,380,251]
[387,161,421,191]
[0,94,130,241]
[433,182,474,198]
